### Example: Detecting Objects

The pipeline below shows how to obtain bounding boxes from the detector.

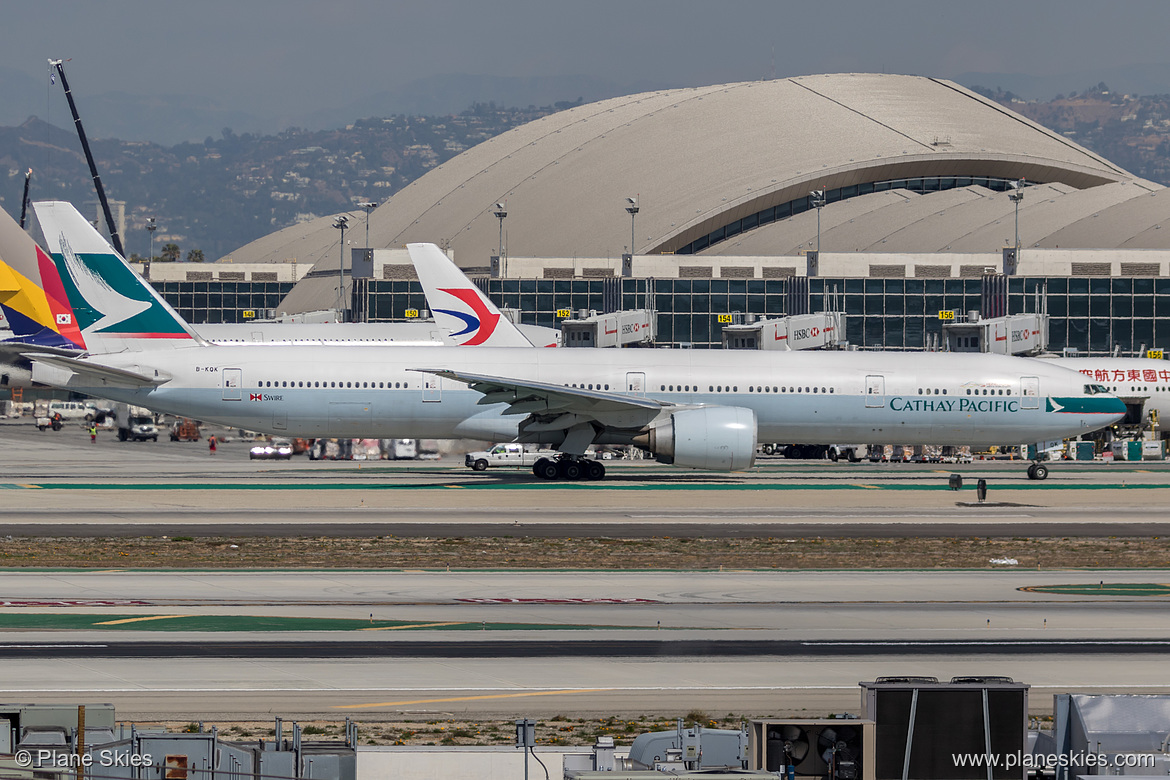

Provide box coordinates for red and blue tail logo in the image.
[434,288,500,346]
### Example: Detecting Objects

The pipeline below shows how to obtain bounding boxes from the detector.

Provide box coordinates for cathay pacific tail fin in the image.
[32,200,204,353]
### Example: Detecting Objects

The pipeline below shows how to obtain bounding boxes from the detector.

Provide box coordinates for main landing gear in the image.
[1026,462,1050,480]
[533,455,607,481]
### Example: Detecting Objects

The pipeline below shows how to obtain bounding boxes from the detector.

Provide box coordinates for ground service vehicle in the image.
[251,437,294,459]
[36,412,63,431]
[113,404,159,442]
[48,400,97,421]
[170,418,201,441]
[466,443,554,471]
[388,439,418,459]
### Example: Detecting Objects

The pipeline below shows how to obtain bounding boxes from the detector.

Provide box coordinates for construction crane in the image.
[48,58,124,256]
[18,169,31,229]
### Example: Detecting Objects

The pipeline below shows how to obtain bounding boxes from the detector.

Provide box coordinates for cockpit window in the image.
[1084,384,1110,395]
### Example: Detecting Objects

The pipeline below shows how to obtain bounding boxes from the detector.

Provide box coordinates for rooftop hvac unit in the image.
[750,719,875,780]
[1054,694,1170,780]
[861,677,1028,780]
[627,720,748,771]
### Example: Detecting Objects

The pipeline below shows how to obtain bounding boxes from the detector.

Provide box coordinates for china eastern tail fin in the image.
[32,200,203,353]
[0,203,86,350]
[407,242,534,347]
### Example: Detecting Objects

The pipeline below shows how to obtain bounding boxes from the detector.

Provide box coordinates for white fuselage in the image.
[65,346,1123,446]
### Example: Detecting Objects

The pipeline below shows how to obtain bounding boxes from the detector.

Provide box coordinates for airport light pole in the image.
[146,217,156,262]
[493,202,507,275]
[358,201,378,248]
[333,214,349,321]
[625,197,639,255]
[1008,179,1025,256]
[810,189,826,254]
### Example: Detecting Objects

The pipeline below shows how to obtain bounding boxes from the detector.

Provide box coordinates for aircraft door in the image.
[1021,376,1040,409]
[865,375,885,407]
[422,374,441,402]
[273,411,287,431]
[626,372,646,397]
[222,368,242,401]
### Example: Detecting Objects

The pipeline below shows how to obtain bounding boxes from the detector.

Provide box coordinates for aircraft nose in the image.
[1103,395,1127,422]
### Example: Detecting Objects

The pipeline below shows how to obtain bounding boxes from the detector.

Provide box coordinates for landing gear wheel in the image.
[585,460,606,481]
[1028,463,1049,481]
[557,459,583,480]
[534,458,558,480]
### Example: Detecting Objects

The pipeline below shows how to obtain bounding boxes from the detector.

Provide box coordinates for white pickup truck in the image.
[465,443,555,471]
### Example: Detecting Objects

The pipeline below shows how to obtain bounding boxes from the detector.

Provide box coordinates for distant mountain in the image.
[72,91,264,145]
[0,105,561,260]
[0,66,52,128]
[0,68,672,145]
[306,73,671,125]
[955,62,1170,100]
[0,66,268,145]
[8,80,1170,265]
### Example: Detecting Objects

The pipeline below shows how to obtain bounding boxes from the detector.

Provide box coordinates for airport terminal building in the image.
[150,74,1170,355]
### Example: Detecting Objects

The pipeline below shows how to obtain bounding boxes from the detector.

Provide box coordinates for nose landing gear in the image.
[1026,462,1049,480]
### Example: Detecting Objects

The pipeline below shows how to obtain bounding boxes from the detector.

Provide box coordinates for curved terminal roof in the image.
[225,73,1170,304]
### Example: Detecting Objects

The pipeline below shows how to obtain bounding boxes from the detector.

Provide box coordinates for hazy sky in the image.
[5,0,1170,141]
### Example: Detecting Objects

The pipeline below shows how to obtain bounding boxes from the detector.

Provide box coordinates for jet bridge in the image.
[561,309,655,347]
[722,311,847,351]
[943,312,1049,356]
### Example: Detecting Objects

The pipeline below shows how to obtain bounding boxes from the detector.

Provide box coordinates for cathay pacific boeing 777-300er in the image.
[6,200,1128,481]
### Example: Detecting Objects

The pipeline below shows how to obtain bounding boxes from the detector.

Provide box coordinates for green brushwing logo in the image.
[50,237,187,336]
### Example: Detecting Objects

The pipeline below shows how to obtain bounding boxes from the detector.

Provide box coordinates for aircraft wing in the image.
[0,341,84,360]
[25,352,169,388]
[414,368,667,416]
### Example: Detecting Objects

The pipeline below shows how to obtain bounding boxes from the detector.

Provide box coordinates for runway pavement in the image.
[0,569,1166,718]
[3,422,1169,719]
[4,422,1170,536]
[2,653,1166,720]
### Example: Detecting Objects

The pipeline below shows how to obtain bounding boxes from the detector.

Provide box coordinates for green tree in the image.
[186,249,205,263]
[160,243,181,262]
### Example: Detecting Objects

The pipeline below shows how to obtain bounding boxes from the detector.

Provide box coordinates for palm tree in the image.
[186,249,205,263]
[160,243,181,262]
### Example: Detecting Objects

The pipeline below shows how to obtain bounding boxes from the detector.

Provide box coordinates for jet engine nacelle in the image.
[634,406,757,471]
